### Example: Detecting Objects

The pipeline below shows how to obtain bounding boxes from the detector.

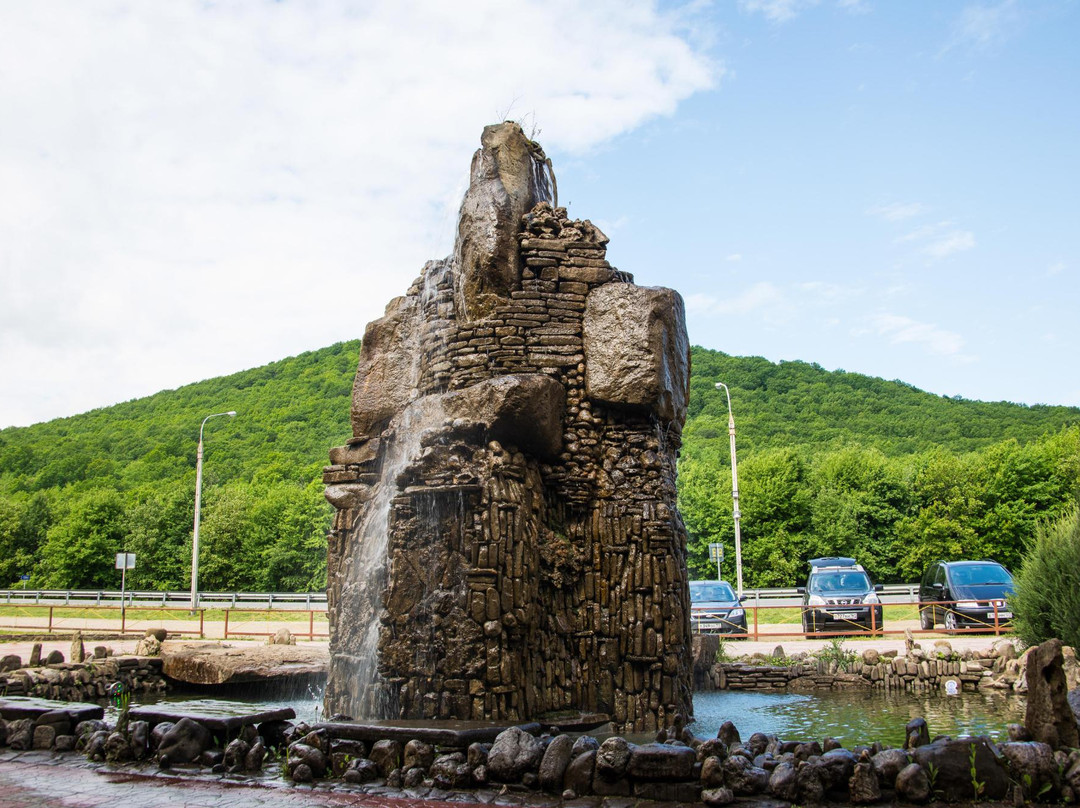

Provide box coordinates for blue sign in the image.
[19,574,29,581]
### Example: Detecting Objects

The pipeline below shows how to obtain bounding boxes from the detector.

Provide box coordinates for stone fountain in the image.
[322,123,693,732]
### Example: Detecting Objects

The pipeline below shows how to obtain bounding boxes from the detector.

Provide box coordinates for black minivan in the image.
[918,560,1014,631]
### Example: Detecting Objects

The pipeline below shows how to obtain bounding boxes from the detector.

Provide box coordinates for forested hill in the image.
[686,347,1079,457]
[1,341,1077,591]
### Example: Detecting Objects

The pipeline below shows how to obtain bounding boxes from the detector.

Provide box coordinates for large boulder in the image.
[487,726,543,783]
[1025,639,1080,749]
[583,284,689,423]
[911,737,1009,801]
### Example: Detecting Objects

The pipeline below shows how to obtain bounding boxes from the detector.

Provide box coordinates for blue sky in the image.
[1,0,1077,428]
[560,0,1079,409]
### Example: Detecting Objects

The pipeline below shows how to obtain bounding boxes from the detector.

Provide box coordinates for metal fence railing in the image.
[0,604,329,641]
[0,589,327,610]
[690,598,1012,640]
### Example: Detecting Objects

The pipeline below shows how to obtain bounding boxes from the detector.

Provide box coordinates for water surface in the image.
[691,689,1024,747]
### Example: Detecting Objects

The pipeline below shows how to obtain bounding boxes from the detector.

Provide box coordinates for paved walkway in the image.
[0,754,490,808]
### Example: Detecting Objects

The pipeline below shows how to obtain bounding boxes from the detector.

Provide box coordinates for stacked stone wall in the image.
[0,657,166,702]
[325,210,691,731]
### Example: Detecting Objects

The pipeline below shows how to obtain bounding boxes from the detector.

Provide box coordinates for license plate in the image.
[991,611,1013,619]
[834,612,858,620]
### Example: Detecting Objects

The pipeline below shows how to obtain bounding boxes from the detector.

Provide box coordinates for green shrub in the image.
[1011,506,1080,649]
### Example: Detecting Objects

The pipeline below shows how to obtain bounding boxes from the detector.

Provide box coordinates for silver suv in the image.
[798,557,884,635]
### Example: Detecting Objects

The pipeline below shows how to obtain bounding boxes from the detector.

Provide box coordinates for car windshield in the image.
[949,564,1012,587]
[810,571,871,594]
[691,583,737,602]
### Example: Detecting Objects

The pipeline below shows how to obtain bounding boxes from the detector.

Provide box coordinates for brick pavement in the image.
[0,754,519,808]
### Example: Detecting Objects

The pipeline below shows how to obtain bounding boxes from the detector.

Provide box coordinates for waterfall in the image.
[334,395,447,718]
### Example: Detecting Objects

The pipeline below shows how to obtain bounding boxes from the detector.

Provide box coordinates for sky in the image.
[1,0,1077,429]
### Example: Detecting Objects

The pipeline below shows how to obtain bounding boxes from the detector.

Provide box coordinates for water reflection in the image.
[691,689,1025,747]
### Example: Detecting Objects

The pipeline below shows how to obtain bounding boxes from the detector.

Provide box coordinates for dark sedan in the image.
[689,581,747,635]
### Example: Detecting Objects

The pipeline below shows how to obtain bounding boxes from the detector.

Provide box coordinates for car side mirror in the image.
[738,595,747,603]
[796,587,805,595]
[875,584,884,592]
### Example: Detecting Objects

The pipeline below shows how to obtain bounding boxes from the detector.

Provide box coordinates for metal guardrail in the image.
[0,584,921,610]
[0,589,327,610]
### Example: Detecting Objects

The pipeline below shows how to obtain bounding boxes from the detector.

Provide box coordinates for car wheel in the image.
[944,610,959,633]
[919,607,933,631]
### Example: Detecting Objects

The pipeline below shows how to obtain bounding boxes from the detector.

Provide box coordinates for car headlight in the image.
[956,600,979,609]
[863,593,880,604]
[729,609,744,619]
[807,595,826,606]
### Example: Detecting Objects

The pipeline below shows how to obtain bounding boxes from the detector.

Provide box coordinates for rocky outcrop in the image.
[160,642,328,686]
[324,123,693,732]
[1024,638,1080,749]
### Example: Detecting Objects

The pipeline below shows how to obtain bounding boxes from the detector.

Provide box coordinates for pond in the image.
[110,681,1024,749]
[691,689,1025,747]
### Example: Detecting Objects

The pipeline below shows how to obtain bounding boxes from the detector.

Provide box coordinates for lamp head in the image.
[714,382,724,390]
[227,411,237,416]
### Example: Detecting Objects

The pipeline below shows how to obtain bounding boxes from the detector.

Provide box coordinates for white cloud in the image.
[837,0,871,13]
[867,313,975,360]
[945,0,1023,52]
[687,282,785,315]
[739,0,819,24]
[725,253,743,262]
[923,230,976,260]
[894,220,975,260]
[1047,260,1066,276]
[0,1,719,427]
[798,281,864,303]
[867,201,926,221]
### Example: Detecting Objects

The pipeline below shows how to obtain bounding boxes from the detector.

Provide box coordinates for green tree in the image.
[38,489,126,588]
[1011,507,1080,649]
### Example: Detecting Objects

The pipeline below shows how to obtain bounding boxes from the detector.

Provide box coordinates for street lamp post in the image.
[192,411,236,611]
[714,383,744,596]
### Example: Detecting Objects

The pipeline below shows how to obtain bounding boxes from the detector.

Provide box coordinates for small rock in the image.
[767,761,798,801]
[904,717,930,749]
[70,631,85,664]
[487,727,543,782]
[538,734,573,792]
[701,786,735,806]
[245,739,266,771]
[404,739,435,770]
[895,762,931,803]
[849,761,882,803]
[369,739,402,777]
[717,720,741,747]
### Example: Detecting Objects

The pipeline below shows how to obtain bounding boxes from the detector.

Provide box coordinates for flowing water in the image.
[335,395,448,718]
